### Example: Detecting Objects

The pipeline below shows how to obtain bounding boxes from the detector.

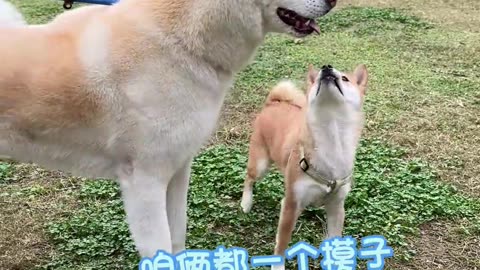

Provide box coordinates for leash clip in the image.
[63,0,74,9]
[327,179,337,191]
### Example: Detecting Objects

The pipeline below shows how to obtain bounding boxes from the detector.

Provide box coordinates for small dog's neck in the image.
[304,106,362,180]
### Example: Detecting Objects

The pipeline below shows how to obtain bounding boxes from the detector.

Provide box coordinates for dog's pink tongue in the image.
[308,20,321,34]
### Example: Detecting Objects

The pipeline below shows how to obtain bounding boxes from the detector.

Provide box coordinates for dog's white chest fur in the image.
[116,56,232,170]
[293,176,331,207]
[292,108,359,208]
[307,112,358,179]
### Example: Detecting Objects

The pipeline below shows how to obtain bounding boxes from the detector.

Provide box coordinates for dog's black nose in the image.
[322,65,333,70]
[320,64,336,81]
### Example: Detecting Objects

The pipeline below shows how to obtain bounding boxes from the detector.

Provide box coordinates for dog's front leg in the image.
[273,196,302,270]
[324,185,350,238]
[167,158,193,254]
[325,200,345,238]
[118,166,173,257]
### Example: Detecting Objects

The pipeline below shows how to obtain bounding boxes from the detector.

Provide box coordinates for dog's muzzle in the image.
[318,64,343,96]
[320,65,336,81]
[305,0,337,18]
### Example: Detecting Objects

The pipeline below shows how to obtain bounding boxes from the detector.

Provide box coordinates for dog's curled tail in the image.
[265,80,306,108]
[0,0,26,27]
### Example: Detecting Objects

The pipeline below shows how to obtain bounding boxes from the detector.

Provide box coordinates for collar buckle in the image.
[299,158,309,172]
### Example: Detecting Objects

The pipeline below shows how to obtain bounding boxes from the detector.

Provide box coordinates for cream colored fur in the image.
[0,0,335,258]
[0,0,24,26]
[265,81,307,108]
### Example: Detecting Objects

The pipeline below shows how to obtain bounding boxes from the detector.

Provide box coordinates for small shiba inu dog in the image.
[0,0,337,257]
[240,64,368,267]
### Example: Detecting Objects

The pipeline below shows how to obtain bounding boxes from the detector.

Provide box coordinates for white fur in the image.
[301,67,362,236]
[0,0,335,258]
[78,20,111,79]
[241,158,269,213]
[241,187,254,213]
[0,0,25,27]
[257,158,269,177]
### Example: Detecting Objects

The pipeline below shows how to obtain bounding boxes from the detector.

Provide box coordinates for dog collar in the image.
[298,146,353,193]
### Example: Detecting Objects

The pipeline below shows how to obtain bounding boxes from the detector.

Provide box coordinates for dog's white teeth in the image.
[308,20,321,34]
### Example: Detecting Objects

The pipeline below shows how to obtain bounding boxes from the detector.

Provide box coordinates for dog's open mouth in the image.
[320,74,344,96]
[277,8,320,35]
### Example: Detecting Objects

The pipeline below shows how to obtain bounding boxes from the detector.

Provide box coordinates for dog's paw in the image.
[240,195,253,213]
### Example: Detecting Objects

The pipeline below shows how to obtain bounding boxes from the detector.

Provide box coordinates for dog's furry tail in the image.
[265,80,306,108]
[0,0,26,27]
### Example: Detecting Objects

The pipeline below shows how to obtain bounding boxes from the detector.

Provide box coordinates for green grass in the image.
[42,140,480,269]
[1,2,480,270]
[318,7,433,34]
[0,162,12,184]
[9,0,65,24]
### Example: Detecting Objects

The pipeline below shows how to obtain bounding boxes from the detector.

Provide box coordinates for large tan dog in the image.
[0,0,337,258]
[241,64,368,268]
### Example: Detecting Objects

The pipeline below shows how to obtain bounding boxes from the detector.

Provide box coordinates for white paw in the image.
[240,192,253,213]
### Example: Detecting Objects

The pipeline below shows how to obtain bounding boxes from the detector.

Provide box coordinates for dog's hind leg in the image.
[118,166,173,257]
[167,158,192,254]
[240,135,270,213]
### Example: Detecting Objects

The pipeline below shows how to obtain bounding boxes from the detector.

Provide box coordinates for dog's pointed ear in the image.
[353,64,368,90]
[307,64,318,86]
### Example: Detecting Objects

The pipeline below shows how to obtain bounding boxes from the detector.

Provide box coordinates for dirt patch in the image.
[367,94,480,197]
[0,164,81,269]
[388,220,480,270]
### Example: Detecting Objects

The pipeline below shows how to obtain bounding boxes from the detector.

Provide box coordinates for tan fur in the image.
[0,23,100,133]
[246,80,312,173]
[135,0,189,29]
[265,81,307,108]
[273,149,304,255]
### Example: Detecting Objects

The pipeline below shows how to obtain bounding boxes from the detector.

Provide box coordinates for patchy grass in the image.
[340,0,480,33]
[218,5,480,197]
[0,162,12,183]
[388,219,480,269]
[8,0,65,24]
[0,163,81,270]
[40,141,480,269]
[0,1,479,270]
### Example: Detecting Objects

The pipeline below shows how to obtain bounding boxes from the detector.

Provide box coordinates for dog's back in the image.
[248,81,307,176]
[241,81,307,213]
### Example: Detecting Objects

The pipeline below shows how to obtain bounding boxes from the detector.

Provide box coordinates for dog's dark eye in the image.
[342,76,349,82]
